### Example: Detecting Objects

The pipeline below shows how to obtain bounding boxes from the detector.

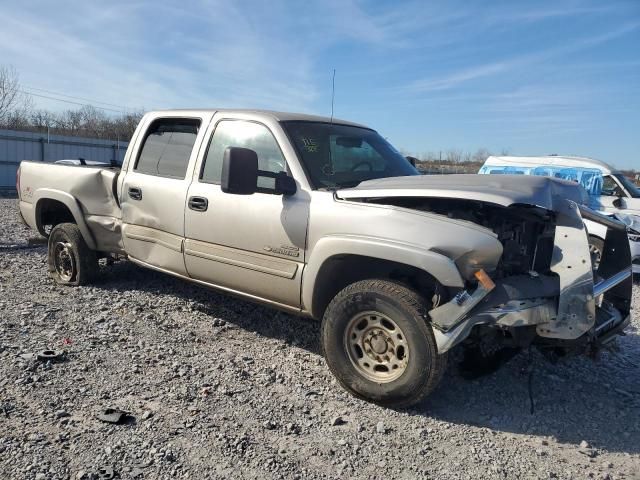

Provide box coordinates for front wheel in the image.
[321,279,447,408]
[48,223,98,286]
[588,235,604,272]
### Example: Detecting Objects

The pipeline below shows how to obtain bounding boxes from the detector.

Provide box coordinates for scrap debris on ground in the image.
[0,197,639,479]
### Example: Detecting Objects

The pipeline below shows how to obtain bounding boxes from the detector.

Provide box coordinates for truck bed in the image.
[18,161,123,252]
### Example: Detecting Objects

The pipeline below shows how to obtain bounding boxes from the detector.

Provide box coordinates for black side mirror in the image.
[221,147,258,195]
[613,196,624,209]
[274,172,297,195]
[406,156,418,167]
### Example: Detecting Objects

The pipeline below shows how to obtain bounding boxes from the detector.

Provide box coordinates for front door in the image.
[120,116,204,275]
[184,118,309,308]
[598,175,625,213]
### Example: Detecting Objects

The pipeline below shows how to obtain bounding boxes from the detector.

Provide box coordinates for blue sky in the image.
[1,0,638,168]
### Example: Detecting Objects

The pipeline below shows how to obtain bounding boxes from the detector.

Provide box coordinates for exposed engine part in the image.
[366,197,556,279]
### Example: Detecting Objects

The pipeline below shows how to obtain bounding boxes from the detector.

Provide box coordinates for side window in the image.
[602,176,622,196]
[201,120,286,188]
[134,118,200,179]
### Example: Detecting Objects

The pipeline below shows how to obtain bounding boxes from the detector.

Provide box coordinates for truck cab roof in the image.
[482,155,615,175]
[149,109,369,129]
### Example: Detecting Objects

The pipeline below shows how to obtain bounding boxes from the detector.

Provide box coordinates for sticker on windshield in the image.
[301,137,318,153]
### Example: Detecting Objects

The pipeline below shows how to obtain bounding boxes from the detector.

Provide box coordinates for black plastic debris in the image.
[36,350,66,362]
[27,236,48,246]
[97,408,135,425]
[97,465,115,479]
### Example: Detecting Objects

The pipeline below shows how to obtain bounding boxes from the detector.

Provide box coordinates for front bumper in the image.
[430,200,633,353]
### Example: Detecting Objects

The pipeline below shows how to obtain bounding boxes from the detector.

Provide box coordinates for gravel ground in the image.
[1,197,639,480]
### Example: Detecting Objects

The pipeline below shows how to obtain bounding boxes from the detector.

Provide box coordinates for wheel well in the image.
[36,199,75,235]
[311,255,444,319]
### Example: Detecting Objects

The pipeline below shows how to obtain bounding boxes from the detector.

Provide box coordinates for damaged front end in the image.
[429,199,633,355]
[336,174,633,356]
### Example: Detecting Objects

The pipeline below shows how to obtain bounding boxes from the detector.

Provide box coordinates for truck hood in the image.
[336,174,588,210]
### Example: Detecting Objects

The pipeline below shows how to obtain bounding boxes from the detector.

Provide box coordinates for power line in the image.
[23,85,128,111]
[19,89,126,114]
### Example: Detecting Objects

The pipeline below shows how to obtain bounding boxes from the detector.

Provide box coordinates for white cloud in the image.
[400,20,640,94]
[0,0,435,115]
[0,0,327,113]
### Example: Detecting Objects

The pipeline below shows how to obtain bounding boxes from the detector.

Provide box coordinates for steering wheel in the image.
[350,161,373,172]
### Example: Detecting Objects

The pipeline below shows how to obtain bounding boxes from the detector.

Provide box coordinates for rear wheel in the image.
[321,279,447,408]
[48,223,98,286]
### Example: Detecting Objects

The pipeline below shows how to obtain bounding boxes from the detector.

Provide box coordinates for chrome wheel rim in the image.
[344,311,408,383]
[54,242,76,282]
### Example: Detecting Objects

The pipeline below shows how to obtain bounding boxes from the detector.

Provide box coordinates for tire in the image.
[588,235,604,272]
[321,279,447,408]
[47,223,98,286]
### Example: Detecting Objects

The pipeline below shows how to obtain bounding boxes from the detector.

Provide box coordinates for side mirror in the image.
[613,196,625,209]
[406,156,418,167]
[274,172,297,196]
[221,147,258,195]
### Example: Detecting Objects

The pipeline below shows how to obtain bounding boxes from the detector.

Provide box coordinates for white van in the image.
[479,155,639,273]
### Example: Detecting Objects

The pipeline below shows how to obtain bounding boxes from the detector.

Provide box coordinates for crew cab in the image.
[17,110,633,407]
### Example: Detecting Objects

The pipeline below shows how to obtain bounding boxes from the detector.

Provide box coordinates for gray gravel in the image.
[1,197,639,480]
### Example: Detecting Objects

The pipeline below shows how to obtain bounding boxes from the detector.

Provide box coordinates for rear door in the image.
[184,116,309,308]
[120,115,208,275]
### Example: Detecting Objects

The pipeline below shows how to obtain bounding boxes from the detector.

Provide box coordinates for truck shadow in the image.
[95,261,639,455]
[419,336,640,455]
[96,260,323,354]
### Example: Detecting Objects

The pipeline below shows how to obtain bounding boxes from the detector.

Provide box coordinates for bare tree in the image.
[30,109,57,130]
[472,148,492,163]
[0,64,143,140]
[0,66,21,121]
[445,149,463,163]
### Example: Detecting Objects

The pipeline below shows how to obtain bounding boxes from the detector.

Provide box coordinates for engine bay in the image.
[366,197,557,279]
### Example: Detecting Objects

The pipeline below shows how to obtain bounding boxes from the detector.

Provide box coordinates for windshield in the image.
[614,173,640,198]
[282,121,419,189]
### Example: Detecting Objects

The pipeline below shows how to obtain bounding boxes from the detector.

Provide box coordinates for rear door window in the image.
[135,118,200,179]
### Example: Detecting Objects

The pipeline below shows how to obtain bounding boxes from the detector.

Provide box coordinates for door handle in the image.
[188,196,208,212]
[128,187,142,201]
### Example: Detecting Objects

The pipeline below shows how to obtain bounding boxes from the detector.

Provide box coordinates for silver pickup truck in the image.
[17,109,633,407]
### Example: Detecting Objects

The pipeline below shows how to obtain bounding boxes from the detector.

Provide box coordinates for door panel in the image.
[184,238,298,279]
[121,172,190,274]
[120,116,206,275]
[184,182,308,307]
[183,117,309,307]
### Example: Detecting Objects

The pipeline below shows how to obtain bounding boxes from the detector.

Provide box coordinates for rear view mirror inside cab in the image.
[335,137,362,148]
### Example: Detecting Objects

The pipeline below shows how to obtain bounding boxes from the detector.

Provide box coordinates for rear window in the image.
[135,118,200,179]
